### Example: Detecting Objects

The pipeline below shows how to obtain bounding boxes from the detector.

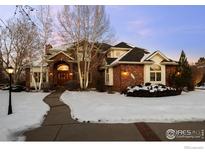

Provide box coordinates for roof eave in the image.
[110,47,132,50]
[109,61,153,67]
[160,62,178,65]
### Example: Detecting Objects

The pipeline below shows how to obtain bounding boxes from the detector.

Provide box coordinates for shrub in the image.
[96,78,106,92]
[64,80,80,91]
[145,82,151,86]
[42,82,50,92]
[125,84,182,97]
[16,80,26,86]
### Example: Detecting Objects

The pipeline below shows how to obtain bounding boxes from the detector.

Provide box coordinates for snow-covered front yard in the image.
[0,90,49,141]
[61,90,205,123]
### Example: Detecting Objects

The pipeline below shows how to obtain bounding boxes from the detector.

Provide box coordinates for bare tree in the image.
[0,17,40,84]
[31,5,53,90]
[0,28,7,83]
[58,6,113,89]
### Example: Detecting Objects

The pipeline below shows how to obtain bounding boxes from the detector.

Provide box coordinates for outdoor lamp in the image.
[176,71,181,76]
[6,66,14,115]
[121,71,129,77]
[6,66,14,74]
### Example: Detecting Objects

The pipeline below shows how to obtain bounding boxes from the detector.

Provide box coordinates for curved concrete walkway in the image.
[24,90,144,141]
[24,90,205,141]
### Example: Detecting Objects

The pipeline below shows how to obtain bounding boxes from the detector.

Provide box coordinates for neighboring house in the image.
[25,42,178,91]
[196,60,205,84]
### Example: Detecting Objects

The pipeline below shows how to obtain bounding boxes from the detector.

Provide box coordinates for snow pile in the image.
[0,91,49,141]
[196,83,205,90]
[61,90,205,123]
[127,84,176,93]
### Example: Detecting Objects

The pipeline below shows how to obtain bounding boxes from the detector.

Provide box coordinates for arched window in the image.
[57,64,69,71]
[150,64,161,81]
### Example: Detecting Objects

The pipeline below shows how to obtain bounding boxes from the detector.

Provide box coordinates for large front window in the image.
[150,64,161,82]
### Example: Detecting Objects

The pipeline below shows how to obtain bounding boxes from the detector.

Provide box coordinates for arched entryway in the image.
[53,61,72,86]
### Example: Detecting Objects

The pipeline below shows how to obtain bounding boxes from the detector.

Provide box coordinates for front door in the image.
[57,71,70,85]
[56,64,70,85]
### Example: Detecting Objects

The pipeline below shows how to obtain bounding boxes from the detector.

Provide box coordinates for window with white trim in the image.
[105,69,109,84]
[150,64,161,82]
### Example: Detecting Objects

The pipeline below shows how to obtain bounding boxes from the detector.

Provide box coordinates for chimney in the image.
[45,44,53,55]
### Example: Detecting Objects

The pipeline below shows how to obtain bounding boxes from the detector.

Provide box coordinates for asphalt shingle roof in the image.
[114,42,133,48]
[119,47,149,62]
[106,58,117,64]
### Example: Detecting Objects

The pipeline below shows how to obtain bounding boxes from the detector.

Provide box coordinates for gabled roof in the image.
[109,47,152,66]
[106,58,117,65]
[142,50,178,65]
[47,51,74,60]
[96,43,112,52]
[119,47,149,62]
[107,47,178,66]
[114,42,133,48]
[143,50,170,61]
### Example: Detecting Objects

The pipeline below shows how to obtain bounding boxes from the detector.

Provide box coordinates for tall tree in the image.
[174,50,193,90]
[58,6,113,90]
[30,5,53,91]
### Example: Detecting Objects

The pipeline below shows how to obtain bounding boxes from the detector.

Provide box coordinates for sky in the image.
[0,5,205,62]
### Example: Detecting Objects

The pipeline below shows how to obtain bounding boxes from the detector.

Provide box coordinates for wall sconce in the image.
[121,71,129,77]
[176,71,181,76]
[49,72,53,76]
[69,72,73,76]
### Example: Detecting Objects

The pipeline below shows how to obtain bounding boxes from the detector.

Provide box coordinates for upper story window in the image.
[107,50,126,58]
[150,64,161,82]
[115,51,122,57]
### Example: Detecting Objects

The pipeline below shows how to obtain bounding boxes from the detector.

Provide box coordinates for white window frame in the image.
[150,64,162,82]
[105,68,113,85]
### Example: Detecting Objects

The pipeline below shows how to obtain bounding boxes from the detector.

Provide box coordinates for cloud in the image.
[127,19,153,38]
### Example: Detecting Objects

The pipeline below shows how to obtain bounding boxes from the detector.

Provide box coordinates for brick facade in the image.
[47,52,105,88]
[112,64,177,92]
[25,43,178,91]
[165,65,177,86]
[113,64,144,91]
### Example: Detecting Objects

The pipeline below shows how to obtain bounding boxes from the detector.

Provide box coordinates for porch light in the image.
[121,71,129,77]
[176,71,181,76]
[6,66,14,74]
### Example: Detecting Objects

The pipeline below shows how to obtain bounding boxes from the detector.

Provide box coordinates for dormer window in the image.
[115,51,121,57]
